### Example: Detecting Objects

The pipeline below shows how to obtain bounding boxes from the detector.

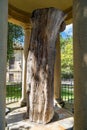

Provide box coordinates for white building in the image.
[6,43,23,83]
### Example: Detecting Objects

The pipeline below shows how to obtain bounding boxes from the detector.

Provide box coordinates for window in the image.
[9,74,14,82]
[9,57,15,69]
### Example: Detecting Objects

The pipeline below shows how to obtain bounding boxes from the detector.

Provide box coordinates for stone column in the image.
[54,35,61,101]
[73,0,87,129]
[20,25,31,106]
[54,22,66,103]
[0,0,8,129]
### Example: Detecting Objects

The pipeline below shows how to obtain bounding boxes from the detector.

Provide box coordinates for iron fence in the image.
[6,82,22,104]
[6,79,74,105]
[6,41,23,104]
[6,70,22,104]
[61,79,74,104]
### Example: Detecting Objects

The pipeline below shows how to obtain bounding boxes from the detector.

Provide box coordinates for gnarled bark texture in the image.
[27,7,66,124]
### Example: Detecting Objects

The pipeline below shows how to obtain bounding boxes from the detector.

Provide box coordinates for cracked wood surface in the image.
[27,7,66,124]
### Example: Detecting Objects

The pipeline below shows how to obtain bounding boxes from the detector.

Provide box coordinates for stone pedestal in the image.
[6,106,73,130]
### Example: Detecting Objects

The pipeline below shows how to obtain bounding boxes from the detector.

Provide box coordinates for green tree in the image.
[60,35,73,78]
[7,22,24,61]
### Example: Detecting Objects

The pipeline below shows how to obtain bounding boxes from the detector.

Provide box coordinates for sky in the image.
[61,24,73,38]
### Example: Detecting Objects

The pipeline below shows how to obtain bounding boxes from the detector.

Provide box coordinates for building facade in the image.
[6,43,23,83]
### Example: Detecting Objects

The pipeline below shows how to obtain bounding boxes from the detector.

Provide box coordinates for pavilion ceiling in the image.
[8,0,73,26]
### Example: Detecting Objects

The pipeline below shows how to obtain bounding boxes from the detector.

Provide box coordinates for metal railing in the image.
[6,78,74,105]
[6,70,22,104]
[61,79,74,104]
[6,82,22,104]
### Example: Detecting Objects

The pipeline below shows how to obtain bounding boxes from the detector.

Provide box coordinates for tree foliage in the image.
[60,35,73,78]
[7,22,24,61]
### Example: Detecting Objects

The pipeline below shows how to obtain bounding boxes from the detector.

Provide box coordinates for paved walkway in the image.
[6,104,74,130]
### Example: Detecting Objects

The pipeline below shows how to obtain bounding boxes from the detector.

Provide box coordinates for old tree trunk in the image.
[27,7,66,124]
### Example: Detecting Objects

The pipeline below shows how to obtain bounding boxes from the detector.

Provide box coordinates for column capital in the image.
[23,23,32,31]
[23,24,31,60]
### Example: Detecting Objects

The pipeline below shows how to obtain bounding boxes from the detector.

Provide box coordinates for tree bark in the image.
[27,7,66,124]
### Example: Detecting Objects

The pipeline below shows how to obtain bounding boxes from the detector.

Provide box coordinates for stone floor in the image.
[5,103,74,130]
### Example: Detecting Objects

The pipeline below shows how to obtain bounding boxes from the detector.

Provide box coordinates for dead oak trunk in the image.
[27,7,66,124]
